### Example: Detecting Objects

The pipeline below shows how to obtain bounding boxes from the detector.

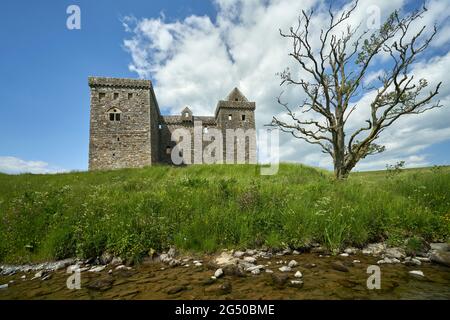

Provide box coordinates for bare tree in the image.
[271,1,443,179]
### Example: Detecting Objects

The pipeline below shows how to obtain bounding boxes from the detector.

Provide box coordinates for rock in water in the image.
[289,280,304,288]
[409,270,425,277]
[385,247,406,259]
[430,243,450,252]
[86,278,114,292]
[89,266,106,272]
[331,262,349,272]
[294,271,303,278]
[271,273,289,288]
[251,269,261,275]
[0,284,8,290]
[214,268,224,278]
[206,281,232,296]
[166,285,187,295]
[215,252,238,266]
[430,251,450,267]
[288,260,298,268]
[278,266,291,272]
[222,264,246,277]
[243,256,256,264]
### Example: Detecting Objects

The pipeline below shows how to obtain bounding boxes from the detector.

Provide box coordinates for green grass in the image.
[0,164,449,264]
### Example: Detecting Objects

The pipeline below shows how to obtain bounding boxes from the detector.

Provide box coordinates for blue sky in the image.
[0,1,215,173]
[0,0,449,173]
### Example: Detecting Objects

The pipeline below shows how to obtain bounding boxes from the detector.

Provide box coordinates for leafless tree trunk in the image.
[271,1,442,179]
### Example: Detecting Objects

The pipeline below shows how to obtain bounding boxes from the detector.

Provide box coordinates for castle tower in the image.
[215,87,256,164]
[88,77,160,170]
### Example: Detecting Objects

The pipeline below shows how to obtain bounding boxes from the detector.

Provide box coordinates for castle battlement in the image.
[88,77,256,170]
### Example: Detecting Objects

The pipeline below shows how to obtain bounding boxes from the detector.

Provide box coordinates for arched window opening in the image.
[108,108,122,122]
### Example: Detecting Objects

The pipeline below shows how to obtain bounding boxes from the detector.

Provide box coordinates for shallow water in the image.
[1,253,449,300]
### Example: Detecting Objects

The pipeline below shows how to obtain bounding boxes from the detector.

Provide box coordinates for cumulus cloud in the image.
[0,156,66,175]
[123,0,450,171]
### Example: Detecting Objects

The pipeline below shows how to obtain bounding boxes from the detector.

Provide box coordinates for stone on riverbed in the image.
[86,278,114,291]
[205,281,232,296]
[331,262,349,272]
[89,265,106,272]
[403,257,422,266]
[233,251,245,258]
[377,257,400,264]
[384,247,406,260]
[215,252,238,266]
[409,270,425,278]
[0,284,8,290]
[430,243,450,252]
[246,265,264,273]
[362,243,386,256]
[214,268,224,278]
[271,273,289,288]
[289,280,304,288]
[294,271,303,278]
[344,247,358,255]
[166,285,187,295]
[243,256,256,264]
[288,260,298,268]
[251,269,261,275]
[278,266,291,272]
[430,251,450,267]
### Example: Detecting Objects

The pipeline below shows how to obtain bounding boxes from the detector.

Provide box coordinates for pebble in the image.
[353,260,361,263]
[89,266,106,272]
[288,260,298,268]
[0,284,8,290]
[243,257,256,264]
[290,280,303,287]
[115,265,131,271]
[265,269,273,273]
[293,250,300,255]
[233,251,245,258]
[279,266,291,272]
[251,269,261,275]
[194,262,203,267]
[245,249,256,256]
[409,270,424,277]
[344,247,358,255]
[331,261,349,272]
[246,265,264,272]
[294,271,303,278]
[339,253,349,257]
[214,268,224,278]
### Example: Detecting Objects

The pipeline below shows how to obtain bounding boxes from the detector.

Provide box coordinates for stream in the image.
[1,253,449,299]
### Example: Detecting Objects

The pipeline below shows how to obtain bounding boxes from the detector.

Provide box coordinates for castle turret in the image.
[88,77,160,170]
[215,87,256,164]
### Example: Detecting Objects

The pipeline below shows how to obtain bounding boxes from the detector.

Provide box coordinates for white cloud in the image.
[0,156,66,175]
[123,0,450,171]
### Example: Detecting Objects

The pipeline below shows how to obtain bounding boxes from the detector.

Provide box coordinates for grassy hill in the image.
[0,164,449,264]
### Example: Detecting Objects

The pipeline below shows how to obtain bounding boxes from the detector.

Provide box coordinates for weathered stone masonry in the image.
[89,77,256,170]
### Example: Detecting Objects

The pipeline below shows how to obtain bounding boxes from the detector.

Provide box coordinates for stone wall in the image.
[88,77,156,170]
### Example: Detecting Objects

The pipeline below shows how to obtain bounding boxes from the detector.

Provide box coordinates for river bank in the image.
[1,242,449,299]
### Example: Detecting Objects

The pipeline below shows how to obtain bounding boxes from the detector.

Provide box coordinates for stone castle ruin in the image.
[88,77,256,170]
